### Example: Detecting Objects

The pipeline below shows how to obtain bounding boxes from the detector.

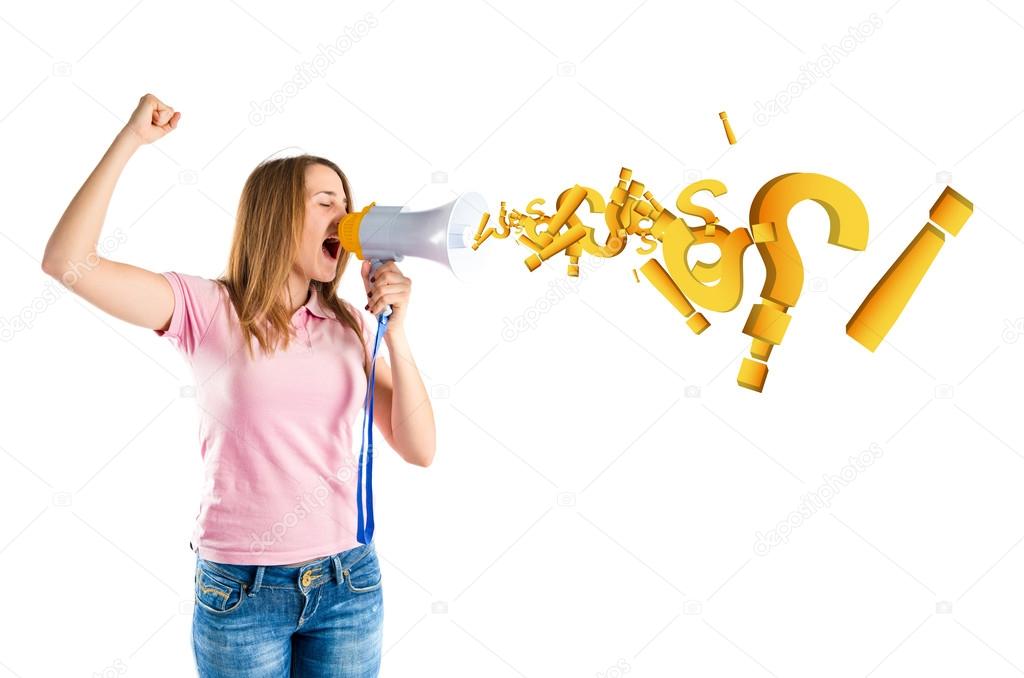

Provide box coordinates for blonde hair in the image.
[214,154,369,377]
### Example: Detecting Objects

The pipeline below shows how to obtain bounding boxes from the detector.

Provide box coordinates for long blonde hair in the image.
[215,154,369,376]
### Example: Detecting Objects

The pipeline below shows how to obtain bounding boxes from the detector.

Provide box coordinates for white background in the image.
[2,1,1023,676]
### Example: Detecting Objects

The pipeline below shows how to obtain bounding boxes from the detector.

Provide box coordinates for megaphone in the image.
[338,192,489,320]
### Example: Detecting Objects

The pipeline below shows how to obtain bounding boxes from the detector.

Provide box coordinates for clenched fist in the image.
[122,93,180,145]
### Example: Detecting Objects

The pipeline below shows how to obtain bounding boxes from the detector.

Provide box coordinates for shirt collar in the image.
[302,285,335,320]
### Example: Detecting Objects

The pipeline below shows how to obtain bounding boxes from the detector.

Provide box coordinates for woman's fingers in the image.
[125,94,180,144]
[369,282,410,297]
[158,110,181,131]
[369,270,406,285]
[368,283,410,313]
[369,297,404,314]
[152,98,177,125]
[368,261,402,278]
[362,261,413,314]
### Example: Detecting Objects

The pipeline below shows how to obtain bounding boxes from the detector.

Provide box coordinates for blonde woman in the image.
[42,93,436,677]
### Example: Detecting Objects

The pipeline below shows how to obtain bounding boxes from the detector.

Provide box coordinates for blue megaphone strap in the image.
[356,306,388,544]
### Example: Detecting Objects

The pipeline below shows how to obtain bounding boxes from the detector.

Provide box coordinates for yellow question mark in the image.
[738,173,869,392]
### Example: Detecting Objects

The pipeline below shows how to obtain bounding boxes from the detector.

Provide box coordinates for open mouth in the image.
[322,237,341,260]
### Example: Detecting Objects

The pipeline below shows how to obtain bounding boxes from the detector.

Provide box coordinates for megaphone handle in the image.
[369,258,393,320]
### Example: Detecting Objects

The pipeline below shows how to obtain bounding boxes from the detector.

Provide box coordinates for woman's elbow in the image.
[403,442,435,467]
[411,449,435,467]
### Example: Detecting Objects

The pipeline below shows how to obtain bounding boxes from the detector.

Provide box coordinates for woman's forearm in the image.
[384,330,436,466]
[42,130,140,273]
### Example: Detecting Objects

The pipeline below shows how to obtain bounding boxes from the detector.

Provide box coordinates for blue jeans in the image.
[192,540,383,677]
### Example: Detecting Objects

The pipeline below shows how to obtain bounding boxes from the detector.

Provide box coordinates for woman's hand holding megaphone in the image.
[362,259,411,333]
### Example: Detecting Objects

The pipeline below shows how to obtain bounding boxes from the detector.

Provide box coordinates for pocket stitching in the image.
[344,553,382,593]
[195,567,247,614]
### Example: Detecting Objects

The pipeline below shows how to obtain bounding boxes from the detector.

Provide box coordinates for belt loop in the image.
[249,565,266,597]
[331,554,344,586]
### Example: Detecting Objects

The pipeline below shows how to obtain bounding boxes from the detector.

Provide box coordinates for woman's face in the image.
[296,162,349,283]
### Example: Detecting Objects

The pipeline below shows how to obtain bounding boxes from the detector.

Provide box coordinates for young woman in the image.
[42,93,436,677]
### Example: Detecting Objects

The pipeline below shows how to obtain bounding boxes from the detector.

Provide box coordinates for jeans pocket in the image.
[344,549,382,593]
[195,562,247,614]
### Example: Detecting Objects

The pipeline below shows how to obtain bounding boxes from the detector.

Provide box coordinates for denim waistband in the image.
[196,540,376,596]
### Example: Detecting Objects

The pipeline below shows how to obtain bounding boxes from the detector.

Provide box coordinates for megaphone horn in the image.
[338,192,489,319]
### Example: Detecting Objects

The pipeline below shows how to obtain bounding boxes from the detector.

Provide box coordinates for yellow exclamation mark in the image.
[846,186,973,351]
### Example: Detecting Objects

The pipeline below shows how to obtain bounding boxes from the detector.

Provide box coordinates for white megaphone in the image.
[337,192,490,321]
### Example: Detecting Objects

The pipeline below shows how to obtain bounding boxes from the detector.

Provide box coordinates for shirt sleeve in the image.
[154,271,223,356]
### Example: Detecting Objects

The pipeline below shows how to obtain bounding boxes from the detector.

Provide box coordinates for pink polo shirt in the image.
[154,271,376,565]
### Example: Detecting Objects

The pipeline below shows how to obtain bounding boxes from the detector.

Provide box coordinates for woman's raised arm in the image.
[42,93,181,331]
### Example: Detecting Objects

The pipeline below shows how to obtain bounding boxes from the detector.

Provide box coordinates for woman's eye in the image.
[320,203,331,208]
